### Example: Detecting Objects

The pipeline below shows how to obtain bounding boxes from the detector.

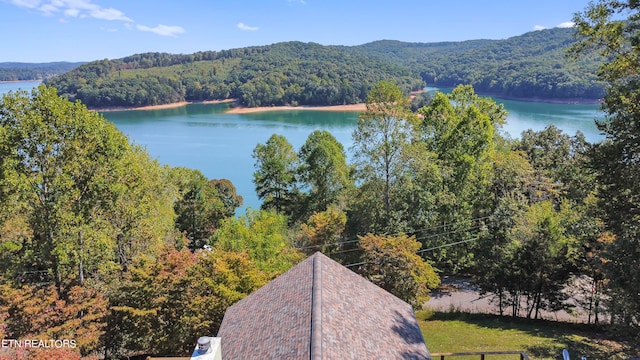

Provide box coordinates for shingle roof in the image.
[217,252,431,360]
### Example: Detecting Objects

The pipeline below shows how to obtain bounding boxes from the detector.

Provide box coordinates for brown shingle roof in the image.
[217,252,431,359]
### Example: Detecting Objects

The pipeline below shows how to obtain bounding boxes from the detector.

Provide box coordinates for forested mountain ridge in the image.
[360,27,603,100]
[44,27,603,108]
[0,61,85,81]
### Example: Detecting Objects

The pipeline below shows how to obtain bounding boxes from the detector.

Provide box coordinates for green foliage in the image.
[298,130,351,215]
[357,233,440,306]
[297,205,347,256]
[0,85,131,291]
[252,134,300,215]
[45,43,423,109]
[363,28,604,100]
[414,85,507,270]
[571,0,640,331]
[43,28,602,109]
[516,125,593,202]
[213,209,303,276]
[0,61,84,81]
[351,80,416,233]
[169,167,241,250]
[106,246,267,357]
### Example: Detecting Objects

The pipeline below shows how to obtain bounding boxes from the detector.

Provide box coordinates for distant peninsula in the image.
[0,61,85,82]
[40,27,603,110]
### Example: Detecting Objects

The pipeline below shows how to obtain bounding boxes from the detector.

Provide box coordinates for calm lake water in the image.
[2,81,604,211]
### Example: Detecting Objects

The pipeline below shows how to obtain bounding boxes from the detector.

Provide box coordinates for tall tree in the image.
[298,130,351,214]
[415,85,507,270]
[516,125,592,202]
[0,85,131,293]
[572,0,640,329]
[252,134,299,214]
[169,168,238,250]
[351,80,416,232]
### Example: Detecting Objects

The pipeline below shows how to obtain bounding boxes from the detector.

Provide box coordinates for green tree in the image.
[516,125,592,202]
[252,134,299,214]
[106,245,266,357]
[511,201,577,319]
[0,85,131,293]
[473,150,534,316]
[298,130,351,214]
[210,178,243,218]
[169,168,237,250]
[571,0,640,329]
[213,209,303,275]
[351,80,416,232]
[297,205,347,256]
[357,233,440,306]
[415,85,507,270]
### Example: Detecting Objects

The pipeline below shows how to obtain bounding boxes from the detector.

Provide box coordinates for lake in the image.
[1,81,604,211]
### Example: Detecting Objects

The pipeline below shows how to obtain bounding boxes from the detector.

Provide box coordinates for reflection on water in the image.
[2,81,605,211]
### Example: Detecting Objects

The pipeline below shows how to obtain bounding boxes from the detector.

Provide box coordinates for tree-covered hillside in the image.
[360,27,603,100]
[44,27,603,109]
[0,62,84,81]
[45,42,423,109]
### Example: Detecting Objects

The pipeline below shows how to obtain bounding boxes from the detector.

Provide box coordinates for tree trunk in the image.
[78,230,85,286]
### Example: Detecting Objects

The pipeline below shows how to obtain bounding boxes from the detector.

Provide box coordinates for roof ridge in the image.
[310,253,323,360]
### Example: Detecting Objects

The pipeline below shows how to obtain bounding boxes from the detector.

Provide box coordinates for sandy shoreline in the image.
[94,99,234,112]
[225,103,366,114]
[93,100,366,113]
[90,93,599,114]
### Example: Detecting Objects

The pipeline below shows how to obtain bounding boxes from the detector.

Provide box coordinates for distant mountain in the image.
[44,27,603,109]
[0,62,85,81]
[359,27,603,100]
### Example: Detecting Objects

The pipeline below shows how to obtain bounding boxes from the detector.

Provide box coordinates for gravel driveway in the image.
[426,275,594,323]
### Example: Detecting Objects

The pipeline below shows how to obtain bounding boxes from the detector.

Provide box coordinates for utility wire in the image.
[343,236,481,268]
[295,215,490,251]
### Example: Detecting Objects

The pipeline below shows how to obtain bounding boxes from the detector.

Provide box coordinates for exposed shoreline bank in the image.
[92,99,367,113]
[225,103,367,114]
[89,94,600,114]
[94,99,234,112]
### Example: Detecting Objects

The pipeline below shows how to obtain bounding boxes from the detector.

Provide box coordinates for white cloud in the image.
[237,22,259,31]
[64,7,78,16]
[136,24,185,37]
[7,0,190,37]
[288,0,306,4]
[88,6,131,21]
[534,21,574,32]
[7,0,133,21]
[557,21,575,28]
[7,0,41,9]
[38,2,57,14]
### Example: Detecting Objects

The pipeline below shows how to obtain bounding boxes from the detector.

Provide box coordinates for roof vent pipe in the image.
[190,336,222,360]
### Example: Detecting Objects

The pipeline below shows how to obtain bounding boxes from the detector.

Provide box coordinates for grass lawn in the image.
[418,310,639,360]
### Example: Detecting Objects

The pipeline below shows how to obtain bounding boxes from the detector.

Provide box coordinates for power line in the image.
[343,236,481,268]
[413,224,484,243]
[416,237,480,254]
[295,215,490,252]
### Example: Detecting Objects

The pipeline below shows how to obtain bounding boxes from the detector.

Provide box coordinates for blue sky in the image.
[1,0,593,63]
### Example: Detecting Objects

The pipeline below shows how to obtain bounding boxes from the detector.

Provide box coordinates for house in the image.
[216,252,431,359]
